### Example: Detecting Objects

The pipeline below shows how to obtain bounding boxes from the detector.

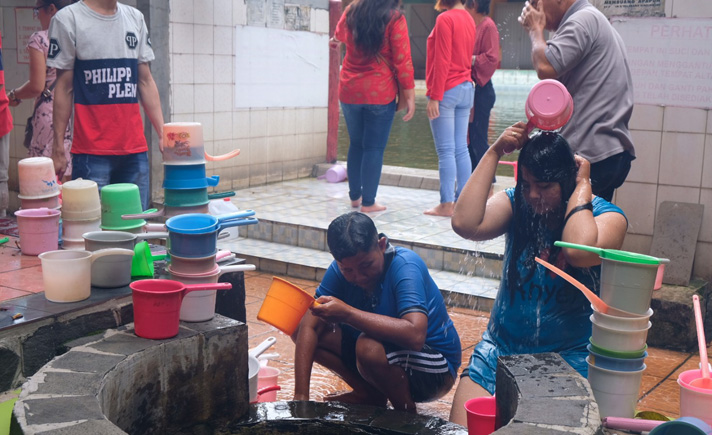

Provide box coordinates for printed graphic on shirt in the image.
[48,38,60,59]
[125,32,138,49]
[74,58,139,106]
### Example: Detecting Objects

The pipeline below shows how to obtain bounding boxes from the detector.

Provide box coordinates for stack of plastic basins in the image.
[162,122,216,218]
[60,179,102,250]
[587,257,662,419]
[17,157,61,211]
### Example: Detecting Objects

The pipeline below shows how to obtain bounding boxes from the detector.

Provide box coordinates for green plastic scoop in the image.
[554,241,668,265]
[131,241,168,278]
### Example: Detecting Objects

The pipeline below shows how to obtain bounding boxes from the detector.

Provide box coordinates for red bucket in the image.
[130,279,232,339]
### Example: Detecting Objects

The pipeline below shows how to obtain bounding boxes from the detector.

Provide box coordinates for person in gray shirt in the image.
[519,0,635,202]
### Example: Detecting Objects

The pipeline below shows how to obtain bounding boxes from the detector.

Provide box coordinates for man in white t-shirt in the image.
[519,0,635,202]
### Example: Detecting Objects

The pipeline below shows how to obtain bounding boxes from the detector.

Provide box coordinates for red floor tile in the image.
[0,265,45,295]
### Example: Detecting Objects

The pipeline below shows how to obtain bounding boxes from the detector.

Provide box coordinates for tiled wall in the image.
[167,0,330,198]
[617,0,712,281]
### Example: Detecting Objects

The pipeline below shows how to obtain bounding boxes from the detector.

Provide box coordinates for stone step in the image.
[218,237,500,313]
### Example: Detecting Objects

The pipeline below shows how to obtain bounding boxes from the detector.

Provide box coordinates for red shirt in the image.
[426,9,476,101]
[336,9,415,105]
[0,31,13,137]
[472,16,500,87]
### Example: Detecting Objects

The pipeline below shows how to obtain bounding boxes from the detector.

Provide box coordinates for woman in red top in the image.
[424,0,476,217]
[332,0,415,213]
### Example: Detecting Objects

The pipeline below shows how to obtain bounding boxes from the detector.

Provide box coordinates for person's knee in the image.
[354,335,387,374]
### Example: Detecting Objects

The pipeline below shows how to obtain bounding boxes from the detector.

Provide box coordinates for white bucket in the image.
[590,315,651,352]
[600,258,658,315]
[587,357,645,418]
[591,305,653,331]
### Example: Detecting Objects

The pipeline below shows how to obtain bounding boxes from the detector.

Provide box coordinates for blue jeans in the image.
[72,152,150,209]
[429,81,475,203]
[341,100,396,207]
[468,81,496,172]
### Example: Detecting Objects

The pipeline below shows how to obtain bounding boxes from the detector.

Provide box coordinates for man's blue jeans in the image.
[341,100,396,207]
[72,152,150,209]
[429,81,475,203]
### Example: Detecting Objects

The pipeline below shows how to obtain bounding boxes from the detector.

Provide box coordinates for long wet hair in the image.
[346,0,402,58]
[327,212,379,261]
[506,132,578,294]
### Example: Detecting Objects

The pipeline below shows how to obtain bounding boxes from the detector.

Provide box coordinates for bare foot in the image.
[351,198,361,208]
[323,390,387,407]
[360,203,386,213]
[424,202,455,217]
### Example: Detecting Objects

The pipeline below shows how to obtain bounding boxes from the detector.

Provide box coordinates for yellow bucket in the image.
[257,277,318,335]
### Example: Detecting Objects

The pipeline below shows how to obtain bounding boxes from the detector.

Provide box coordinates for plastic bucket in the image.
[587,358,645,418]
[464,396,496,435]
[589,338,647,359]
[590,315,651,352]
[130,279,232,339]
[20,193,60,210]
[61,178,101,220]
[649,417,712,435]
[600,258,659,315]
[525,79,573,132]
[62,218,101,241]
[257,366,281,402]
[325,165,347,183]
[587,344,647,371]
[15,208,61,255]
[678,370,712,425]
[591,305,653,331]
[257,277,318,335]
[100,183,146,230]
[17,157,60,198]
[164,187,209,207]
[162,122,205,165]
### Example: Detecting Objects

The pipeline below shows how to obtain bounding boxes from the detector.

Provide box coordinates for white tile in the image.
[267,136,284,162]
[627,130,661,184]
[214,26,233,55]
[170,0,193,23]
[283,108,297,136]
[250,109,268,137]
[233,110,250,139]
[171,23,194,54]
[672,0,712,17]
[620,233,652,254]
[267,109,284,136]
[194,0,215,25]
[313,107,328,133]
[194,113,215,142]
[214,55,233,84]
[214,111,233,141]
[230,138,250,167]
[211,140,235,169]
[193,25,214,55]
[663,107,707,133]
[659,132,704,187]
[655,185,700,220]
[194,84,214,113]
[629,104,663,131]
[234,0,247,26]
[171,84,194,115]
[699,188,712,243]
[249,137,268,164]
[172,113,194,123]
[214,84,234,112]
[312,132,328,156]
[615,182,657,236]
[703,135,712,188]
[194,54,214,84]
[214,0,233,26]
[295,108,314,134]
[296,133,313,158]
[313,9,330,34]
[172,54,194,84]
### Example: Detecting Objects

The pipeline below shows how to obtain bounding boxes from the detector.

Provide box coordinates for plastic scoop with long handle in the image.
[691,294,712,389]
[534,257,640,318]
[249,336,277,358]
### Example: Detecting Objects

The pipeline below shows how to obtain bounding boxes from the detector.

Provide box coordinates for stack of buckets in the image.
[60,179,102,250]
[586,253,664,419]
[15,157,62,255]
[100,183,150,233]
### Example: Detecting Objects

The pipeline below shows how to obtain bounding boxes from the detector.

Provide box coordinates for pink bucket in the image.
[525,79,573,133]
[15,208,61,256]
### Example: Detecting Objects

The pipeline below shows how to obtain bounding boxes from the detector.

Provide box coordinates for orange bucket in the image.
[257,277,318,335]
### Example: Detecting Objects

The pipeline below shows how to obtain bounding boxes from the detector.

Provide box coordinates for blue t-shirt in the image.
[316,245,462,377]
[468,189,626,393]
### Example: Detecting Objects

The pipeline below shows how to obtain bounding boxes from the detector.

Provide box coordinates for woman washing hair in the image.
[448,122,628,425]
[332,0,415,213]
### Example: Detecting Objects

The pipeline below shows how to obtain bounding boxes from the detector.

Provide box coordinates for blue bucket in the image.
[587,344,647,371]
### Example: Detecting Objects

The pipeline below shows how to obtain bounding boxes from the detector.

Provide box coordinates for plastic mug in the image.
[257,366,281,402]
[464,396,496,435]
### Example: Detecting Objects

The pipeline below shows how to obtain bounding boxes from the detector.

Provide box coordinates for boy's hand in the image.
[311,295,351,323]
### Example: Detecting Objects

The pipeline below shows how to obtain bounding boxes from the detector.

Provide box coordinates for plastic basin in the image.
[590,315,651,352]
[587,344,647,371]
[587,357,646,418]
[257,277,317,335]
[591,305,653,331]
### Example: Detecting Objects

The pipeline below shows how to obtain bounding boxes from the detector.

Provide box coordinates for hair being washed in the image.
[327,212,379,262]
[506,131,578,296]
[346,0,402,58]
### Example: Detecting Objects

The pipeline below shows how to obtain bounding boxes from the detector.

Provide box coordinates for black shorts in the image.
[341,325,455,403]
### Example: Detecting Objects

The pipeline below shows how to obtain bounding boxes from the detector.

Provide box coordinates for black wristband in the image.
[563,202,593,227]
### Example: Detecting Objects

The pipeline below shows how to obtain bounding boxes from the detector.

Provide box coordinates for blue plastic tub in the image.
[587,344,647,371]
